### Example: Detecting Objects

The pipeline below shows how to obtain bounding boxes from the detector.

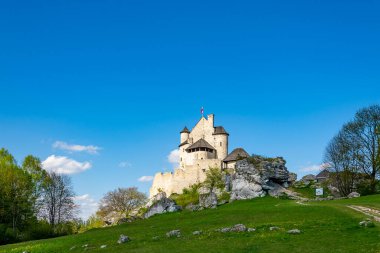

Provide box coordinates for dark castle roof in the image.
[213,126,229,135]
[180,127,190,133]
[186,139,215,151]
[316,169,330,179]
[178,140,189,147]
[223,148,249,162]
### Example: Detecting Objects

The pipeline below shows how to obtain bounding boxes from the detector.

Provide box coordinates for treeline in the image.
[324,105,380,196]
[0,149,78,245]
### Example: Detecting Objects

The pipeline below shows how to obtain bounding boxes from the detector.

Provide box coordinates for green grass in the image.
[1,195,380,253]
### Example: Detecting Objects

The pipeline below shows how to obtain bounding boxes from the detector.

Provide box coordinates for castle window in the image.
[220,142,222,146]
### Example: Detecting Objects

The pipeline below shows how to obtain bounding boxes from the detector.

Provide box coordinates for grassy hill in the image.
[1,195,380,253]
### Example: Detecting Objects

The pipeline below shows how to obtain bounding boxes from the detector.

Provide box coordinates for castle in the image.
[149,114,249,197]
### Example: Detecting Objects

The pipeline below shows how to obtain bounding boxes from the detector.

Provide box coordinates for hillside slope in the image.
[1,195,380,253]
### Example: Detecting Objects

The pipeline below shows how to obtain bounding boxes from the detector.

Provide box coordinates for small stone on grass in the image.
[166,229,181,238]
[118,234,130,244]
[287,229,301,234]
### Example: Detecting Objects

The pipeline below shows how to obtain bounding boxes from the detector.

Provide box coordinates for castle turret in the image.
[180,126,190,143]
[213,126,229,159]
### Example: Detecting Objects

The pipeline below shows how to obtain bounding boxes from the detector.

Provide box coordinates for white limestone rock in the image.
[144,193,182,218]
[348,192,360,198]
[199,192,218,209]
[166,229,181,238]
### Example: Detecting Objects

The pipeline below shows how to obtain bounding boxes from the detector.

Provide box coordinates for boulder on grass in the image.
[117,234,130,244]
[348,192,360,198]
[199,192,218,209]
[144,192,182,218]
[166,230,181,238]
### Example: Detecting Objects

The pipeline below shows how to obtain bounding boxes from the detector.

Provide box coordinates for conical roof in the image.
[180,126,190,133]
[223,148,249,162]
[186,138,215,151]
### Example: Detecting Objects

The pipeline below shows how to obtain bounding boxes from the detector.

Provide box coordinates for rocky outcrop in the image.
[199,192,218,209]
[144,192,182,218]
[230,157,295,200]
[300,174,316,184]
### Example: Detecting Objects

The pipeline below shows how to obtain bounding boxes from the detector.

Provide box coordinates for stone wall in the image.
[149,159,223,197]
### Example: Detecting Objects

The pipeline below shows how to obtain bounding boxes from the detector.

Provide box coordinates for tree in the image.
[0,149,35,235]
[22,155,48,214]
[40,172,76,230]
[324,129,361,196]
[98,187,146,218]
[324,105,380,195]
[203,167,225,193]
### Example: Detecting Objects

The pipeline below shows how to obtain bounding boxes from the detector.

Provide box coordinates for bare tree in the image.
[347,105,380,191]
[324,105,380,195]
[40,172,76,230]
[324,129,361,196]
[98,187,146,218]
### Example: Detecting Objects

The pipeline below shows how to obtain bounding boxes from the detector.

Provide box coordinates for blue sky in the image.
[1,0,380,219]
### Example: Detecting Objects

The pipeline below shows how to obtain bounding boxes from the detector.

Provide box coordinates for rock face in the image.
[288,173,297,184]
[230,157,295,200]
[301,174,316,185]
[144,192,182,218]
[199,192,218,209]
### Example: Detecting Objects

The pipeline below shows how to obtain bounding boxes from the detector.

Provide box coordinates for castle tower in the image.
[213,126,229,159]
[180,126,190,143]
[179,127,190,168]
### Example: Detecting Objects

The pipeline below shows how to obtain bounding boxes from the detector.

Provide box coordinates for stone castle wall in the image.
[149,159,222,197]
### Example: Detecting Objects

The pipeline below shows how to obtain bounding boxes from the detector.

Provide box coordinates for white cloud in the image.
[73,194,98,220]
[299,163,329,173]
[168,149,180,166]
[53,141,101,154]
[119,161,132,168]
[138,175,154,182]
[42,155,92,174]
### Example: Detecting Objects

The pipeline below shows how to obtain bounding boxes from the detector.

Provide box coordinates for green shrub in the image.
[170,184,200,207]
[27,221,53,240]
[218,191,230,202]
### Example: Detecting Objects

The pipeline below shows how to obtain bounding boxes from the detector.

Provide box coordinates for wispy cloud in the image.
[53,141,101,154]
[138,175,154,182]
[119,161,132,168]
[42,155,92,174]
[73,194,98,220]
[299,163,329,173]
[167,149,180,167]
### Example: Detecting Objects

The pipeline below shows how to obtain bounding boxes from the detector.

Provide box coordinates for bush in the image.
[218,191,230,202]
[26,221,53,240]
[356,179,380,196]
[171,184,200,207]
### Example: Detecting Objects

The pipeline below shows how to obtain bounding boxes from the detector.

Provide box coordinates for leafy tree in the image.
[22,155,48,214]
[203,167,225,193]
[0,149,35,235]
[98,187,146,218]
